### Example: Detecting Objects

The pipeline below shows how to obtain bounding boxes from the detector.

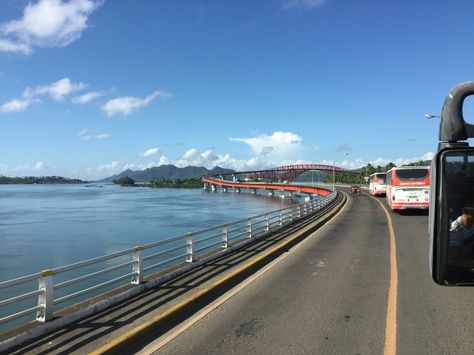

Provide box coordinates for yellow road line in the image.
[89,195,346,355]
[137,246,292,354]
[138,193,349,354]
[371,196,398,355]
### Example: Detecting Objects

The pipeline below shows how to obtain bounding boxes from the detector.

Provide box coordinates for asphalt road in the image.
[152,191,474,355]
[394,205,474,354]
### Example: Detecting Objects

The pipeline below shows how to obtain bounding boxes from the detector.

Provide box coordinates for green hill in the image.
[101,165,235,182]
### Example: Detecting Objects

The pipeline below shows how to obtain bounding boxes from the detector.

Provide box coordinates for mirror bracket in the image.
[439,81,474,143]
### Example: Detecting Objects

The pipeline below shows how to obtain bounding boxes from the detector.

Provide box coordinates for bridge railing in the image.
[0,192,337,329]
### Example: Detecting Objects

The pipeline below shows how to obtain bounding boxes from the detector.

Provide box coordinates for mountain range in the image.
[101,165,235,182]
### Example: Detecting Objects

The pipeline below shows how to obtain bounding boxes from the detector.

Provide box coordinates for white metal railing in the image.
[0,191,337,328]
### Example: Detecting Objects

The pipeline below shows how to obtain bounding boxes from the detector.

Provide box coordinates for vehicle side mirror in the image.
[430,148,474,285]
[430,81,474,285]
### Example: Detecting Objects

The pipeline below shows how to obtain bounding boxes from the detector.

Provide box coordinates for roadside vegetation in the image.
[323,161,431,185]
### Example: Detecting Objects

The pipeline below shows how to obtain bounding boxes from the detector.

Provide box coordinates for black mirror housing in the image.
[430,81,474,286]
[430,147,474,285]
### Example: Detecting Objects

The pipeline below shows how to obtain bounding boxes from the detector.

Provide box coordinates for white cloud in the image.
[323,152,436,171]
[34,161,46,170]
[282,0,328,10]
[1,77,86,114]
[0,98,33,113]
[171,148,435,173]
[142,148,160,158]
[72,91,104,104]
[0,38,31,54]
[97,160,120,173]
[261,146,274,155]
[24,77,86,101]
[173,148,259,171]
[122,156,170,171]
[87,146,436,180]
[230,131,304,161]
[0,161,50,176]
[176,148,218,168]
[78,128,110,141]
[102,91,173,117]
[95,133,110,140]
[0,0,103,55]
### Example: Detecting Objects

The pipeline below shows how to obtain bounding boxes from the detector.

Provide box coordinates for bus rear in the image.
[369,172,387,196]
[386,166,430,211]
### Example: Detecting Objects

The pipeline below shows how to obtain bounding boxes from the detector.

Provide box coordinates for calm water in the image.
[0,184,296,282]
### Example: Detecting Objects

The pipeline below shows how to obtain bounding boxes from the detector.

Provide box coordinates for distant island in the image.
[0,176,86,184]
[102,164,235,182]
[113,176,203,188]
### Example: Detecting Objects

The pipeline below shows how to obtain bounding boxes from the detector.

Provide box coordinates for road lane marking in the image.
[90,195,347,355]
[137,249,291,354]
[136,194,349,354]
[371,196,398,355]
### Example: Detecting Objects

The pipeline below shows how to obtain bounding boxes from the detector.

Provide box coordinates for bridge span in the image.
[202,177,333,197]
[202,163,344,196]
[212,164,346,182]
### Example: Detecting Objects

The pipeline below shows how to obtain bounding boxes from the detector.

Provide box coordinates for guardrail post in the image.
[265,215,270,231]
[222,224,228,248]
[247,219,252,238]
[36,269,54,322]
[131,246,144,285]
[186,232,194,262]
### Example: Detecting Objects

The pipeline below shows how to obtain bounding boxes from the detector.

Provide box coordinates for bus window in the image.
[395,169,429,181]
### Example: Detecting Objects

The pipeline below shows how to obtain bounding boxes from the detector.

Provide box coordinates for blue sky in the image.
[1,0,473,179]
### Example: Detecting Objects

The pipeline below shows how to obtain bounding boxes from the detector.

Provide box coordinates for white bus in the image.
[386,166,430,211]
[369,172,387,196]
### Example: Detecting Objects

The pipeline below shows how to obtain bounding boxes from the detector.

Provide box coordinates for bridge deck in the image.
[202,178,332,196]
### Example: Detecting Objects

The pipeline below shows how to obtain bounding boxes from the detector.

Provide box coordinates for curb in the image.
[90,192,347,355]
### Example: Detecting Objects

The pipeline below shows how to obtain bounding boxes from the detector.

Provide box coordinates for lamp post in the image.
[333,161,335,191]
[356,160,368,186]
[333,152,349,191]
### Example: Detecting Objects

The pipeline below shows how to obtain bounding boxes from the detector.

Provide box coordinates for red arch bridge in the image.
[202,164,347,197]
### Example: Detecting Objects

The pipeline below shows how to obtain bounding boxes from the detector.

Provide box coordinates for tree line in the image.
[323,160,430,185]
[0,176,85,184]
[113,177,202,188]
